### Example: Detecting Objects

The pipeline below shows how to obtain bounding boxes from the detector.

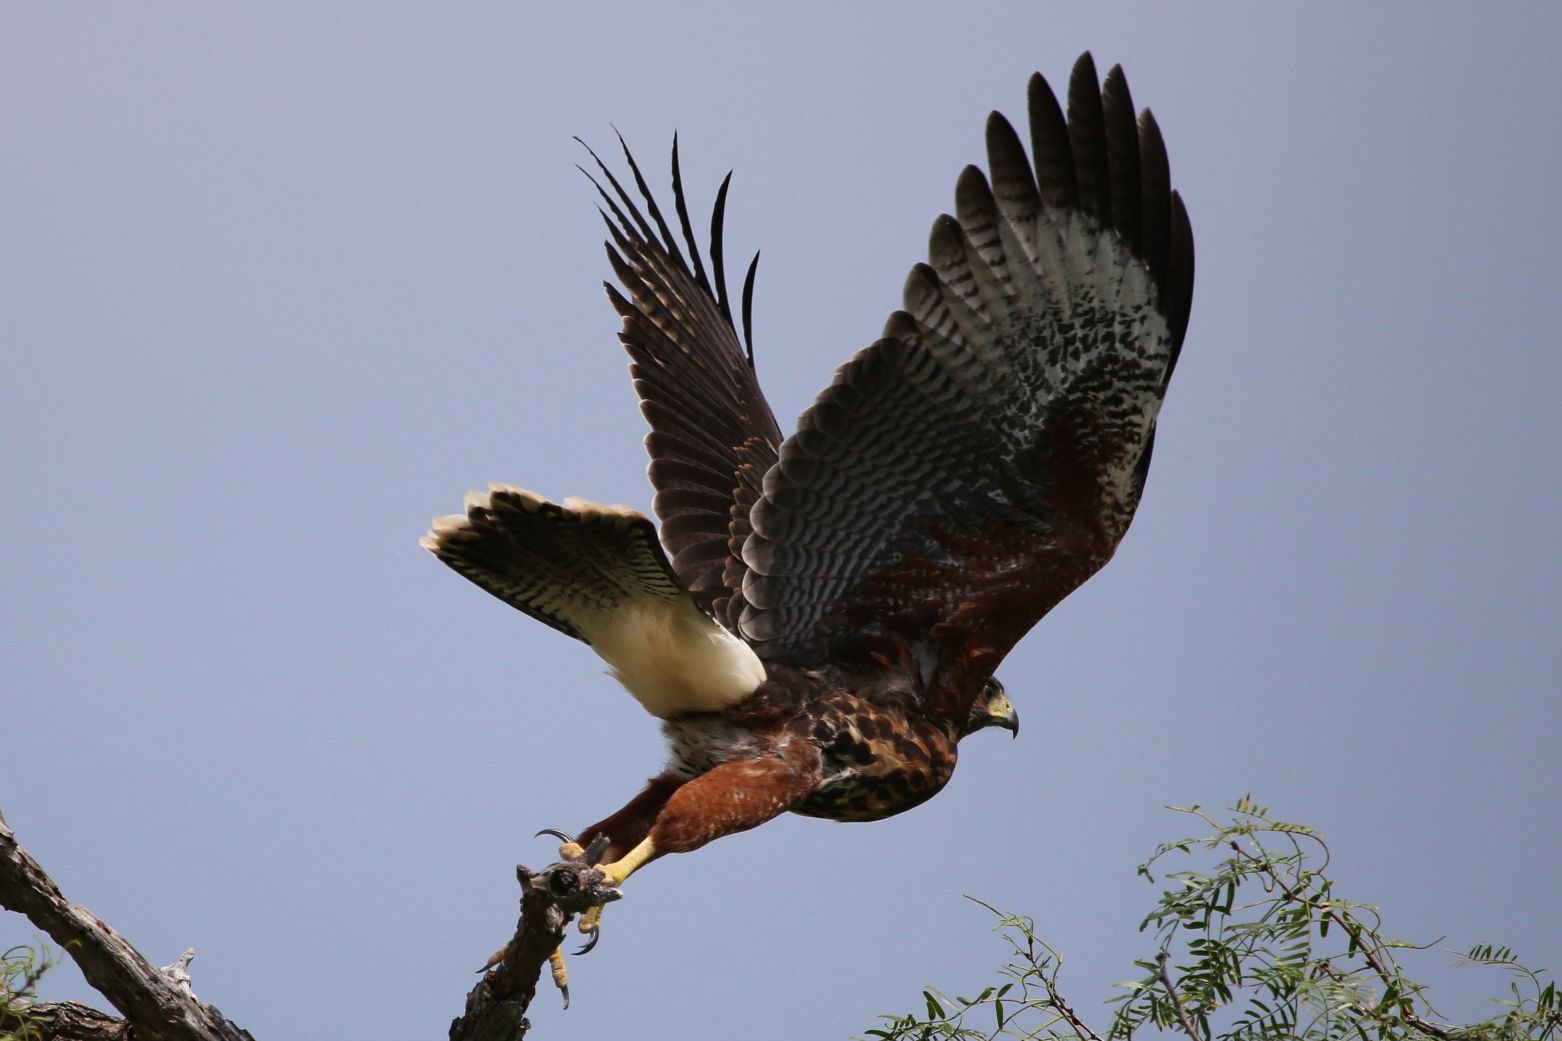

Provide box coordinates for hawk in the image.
[425,53,1192,945]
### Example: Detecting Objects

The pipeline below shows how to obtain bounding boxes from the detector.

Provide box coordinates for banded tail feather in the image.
[422,484,765,718]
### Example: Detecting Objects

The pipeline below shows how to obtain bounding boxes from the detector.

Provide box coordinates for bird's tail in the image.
[421,484,765,717]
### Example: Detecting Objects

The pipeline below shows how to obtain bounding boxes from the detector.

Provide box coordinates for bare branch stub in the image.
[448,858,622,1041]
[161,949,197,999]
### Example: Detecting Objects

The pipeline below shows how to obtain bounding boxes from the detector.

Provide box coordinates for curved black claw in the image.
[559,984,570,1010]
[535,827,577,847]
[477,944,508,974]
[573,923,601,956]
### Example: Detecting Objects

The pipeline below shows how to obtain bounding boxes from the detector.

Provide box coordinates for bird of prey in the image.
[424,52,1192,943]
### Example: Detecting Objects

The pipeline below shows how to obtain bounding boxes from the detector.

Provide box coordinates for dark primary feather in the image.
[736,54,1195,722]
[1066,52,1112,223]
[584,137,782,629]
[1027,70,1076,209]
[1102,65,1142,253]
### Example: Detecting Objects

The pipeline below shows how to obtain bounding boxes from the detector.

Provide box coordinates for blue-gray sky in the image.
[3,5,1559,1039]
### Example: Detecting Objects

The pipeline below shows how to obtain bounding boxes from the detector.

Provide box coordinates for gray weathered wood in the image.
[0,811,253,1041]
[2,808,617,1041]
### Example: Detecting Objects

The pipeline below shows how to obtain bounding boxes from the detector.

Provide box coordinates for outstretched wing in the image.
[422,485,765,718]
[738,55,1194,708]
[583,137,784,634]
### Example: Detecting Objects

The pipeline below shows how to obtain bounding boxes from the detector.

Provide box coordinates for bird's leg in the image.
[532,759,813,975]
[569,773,685,862]
[559,758,811,955]
[588,756,814,886]
[593,835,658,886]
[541,774,687,958]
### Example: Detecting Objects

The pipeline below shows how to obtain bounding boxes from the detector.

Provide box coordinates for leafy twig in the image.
[1229,840,1453,1041]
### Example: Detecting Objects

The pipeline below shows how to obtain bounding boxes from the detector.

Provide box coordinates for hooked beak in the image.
[991,696,1019,738]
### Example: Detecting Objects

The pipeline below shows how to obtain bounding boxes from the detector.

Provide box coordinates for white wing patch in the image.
[422,484,765,718]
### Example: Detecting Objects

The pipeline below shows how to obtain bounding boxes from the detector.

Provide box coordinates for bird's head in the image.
[961,677,1019,739]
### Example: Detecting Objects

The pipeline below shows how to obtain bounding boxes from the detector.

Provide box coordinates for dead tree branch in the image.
[0,810,253,1041]
[447,858,620,1041]
[2,808,613,1041]
[20,1000,136,1040]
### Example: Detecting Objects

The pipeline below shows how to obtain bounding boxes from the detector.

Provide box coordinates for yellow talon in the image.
[559,840,585,859]
[548,946,569,1008]
[596,837,656,888]
[567,839,653,956]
